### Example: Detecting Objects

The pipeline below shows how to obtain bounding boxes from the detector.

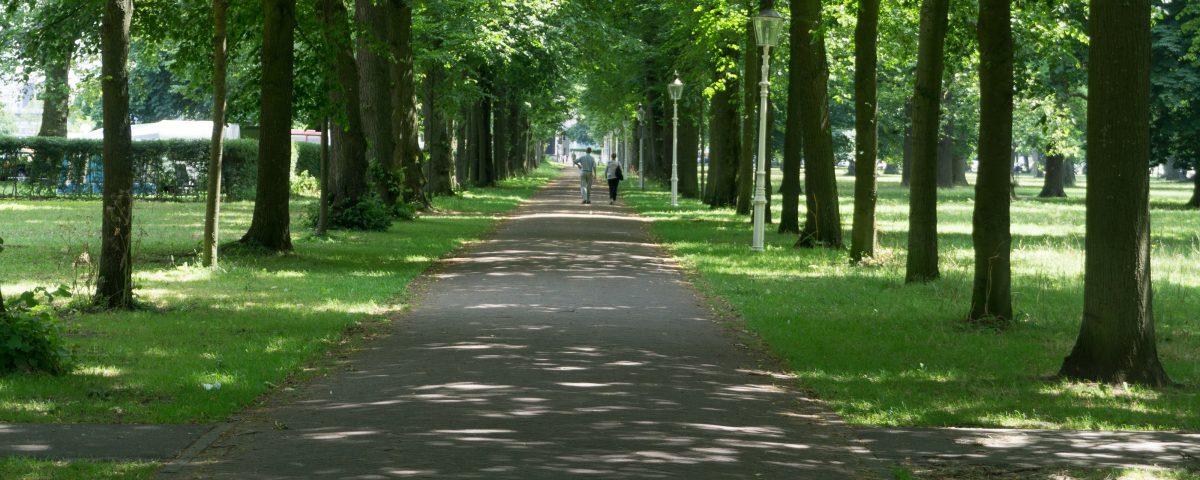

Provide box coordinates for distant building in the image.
[0,80,44,136]
[74,120,241,141]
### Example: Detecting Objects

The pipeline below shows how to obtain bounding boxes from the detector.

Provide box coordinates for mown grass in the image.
[623,171,1199,431]
[0,458,157,480]
[0,162,561,424]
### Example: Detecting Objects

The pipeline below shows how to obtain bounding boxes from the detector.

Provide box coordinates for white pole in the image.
[672,99,679,207]
[752,46,772,252]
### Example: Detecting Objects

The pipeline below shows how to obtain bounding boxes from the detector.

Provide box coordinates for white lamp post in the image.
[636,104,645,190]
[667,74,683,207]
[750,8,784,252]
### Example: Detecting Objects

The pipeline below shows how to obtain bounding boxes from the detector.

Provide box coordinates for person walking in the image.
[604,152,624,205]
[573,147,597,204]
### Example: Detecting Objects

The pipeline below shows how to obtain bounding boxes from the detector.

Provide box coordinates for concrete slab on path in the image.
[160,170,884,479]
[858,427,1200,471]
[0,423,212,460]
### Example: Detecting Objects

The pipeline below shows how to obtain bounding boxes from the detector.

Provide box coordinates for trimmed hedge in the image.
[0,136,322,201]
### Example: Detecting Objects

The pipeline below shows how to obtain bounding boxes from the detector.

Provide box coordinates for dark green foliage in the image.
[0,136,313,200]
[294,142,321,177]
[1151,3,1200,175]
[306,196,395,232]
[0,286,74,376]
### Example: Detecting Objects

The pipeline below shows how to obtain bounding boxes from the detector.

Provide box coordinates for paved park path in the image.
[160,170,883,479]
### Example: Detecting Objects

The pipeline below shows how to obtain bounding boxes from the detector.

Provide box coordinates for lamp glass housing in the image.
[636,105,645,122]
[752,8,785,47]
[667,77,684,101]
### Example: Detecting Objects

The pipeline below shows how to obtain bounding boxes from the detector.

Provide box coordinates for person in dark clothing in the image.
[604,153,623,205]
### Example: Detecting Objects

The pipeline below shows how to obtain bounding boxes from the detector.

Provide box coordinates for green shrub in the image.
[291,170,320,197]
[294,142,320,177]
[0,136,310,201]
[305,195,395,232]
[0,286,74,376]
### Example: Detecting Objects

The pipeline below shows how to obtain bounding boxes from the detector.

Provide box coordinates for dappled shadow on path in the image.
[856,427,1200,470]
[163,172,877,479]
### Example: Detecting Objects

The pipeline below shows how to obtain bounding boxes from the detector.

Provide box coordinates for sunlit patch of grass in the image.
[626,171,1199,431]
[0,458,158,480]
[0,162,559,423]
[895,463,1200,479]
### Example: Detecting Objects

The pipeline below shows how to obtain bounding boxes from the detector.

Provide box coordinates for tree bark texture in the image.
[679,101,700,198]
[354,0,395,203]
[1059,0,1171,387]
[901,117,913,186]
[737,14,761,216]
[492,92,511,182]
[319,0,370,211]
[471,96,495,187]
[454,115,468,188]
[38,53,72,138]
[850,0,881,262]
[1039,151,1068,197]
[794,0,844,248]
[96,0,134,309]
[780,8,806,234]
[708,76,740,208]
[905,0,950,282]
[388,0,427,207]
[970,0,1014,323]
[240,0,295,252]
[936,99,955,188]
[423,65,453,196]
[202,0,228,268]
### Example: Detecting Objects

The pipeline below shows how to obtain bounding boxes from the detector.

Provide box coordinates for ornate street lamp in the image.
[636,104,645,190]
[750,8,784,252]
[667,74,684,207]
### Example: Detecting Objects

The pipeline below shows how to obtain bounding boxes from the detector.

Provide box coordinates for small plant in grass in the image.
[0,285,75,376]
[392,200,422,221]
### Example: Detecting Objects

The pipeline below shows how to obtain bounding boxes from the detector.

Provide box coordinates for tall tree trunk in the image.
[850,0,881,262]
[1039,151,1067,197]
[96,0,134,309]
[354,0,395,203]
[1064,158,1077,187]
[319,0,369,211]
[765,94,775,224]
[905,0,951,283]
[471,95,495,187]
[202,0,228,268]
[709,71,740,208]
[970,0,1014,323]
[737,11,761,216]
[901,114,913,186]
[423,63,453,196]
[794,0,844,248]
[679,101,700,198]
[240,0,295,252]
[936,105,955,188]
[317,119,330,236]
[492,92,511,181]
[38,53,72,138]
[388,0,427,207]
[1060,0,1171,387]
[780,9,805,234]
[455,115,468,188]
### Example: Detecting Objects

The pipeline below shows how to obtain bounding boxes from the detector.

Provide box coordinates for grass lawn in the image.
[0,458,157,480]
[0,162,561,424]
[623,171,1199,431]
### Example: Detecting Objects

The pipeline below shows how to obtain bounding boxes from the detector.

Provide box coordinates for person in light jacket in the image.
[573,148,597,204]
[604,153,624,205]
